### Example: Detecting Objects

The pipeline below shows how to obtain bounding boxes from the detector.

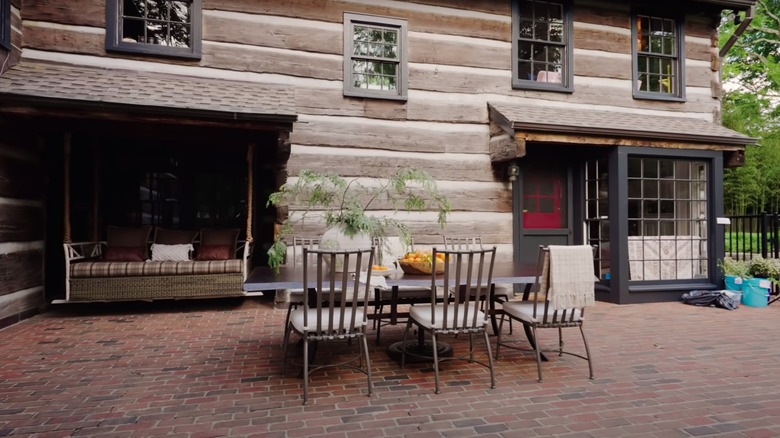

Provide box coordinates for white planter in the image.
[320,225,372,272]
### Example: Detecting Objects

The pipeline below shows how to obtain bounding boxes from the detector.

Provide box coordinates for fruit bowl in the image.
[397,259,444,275]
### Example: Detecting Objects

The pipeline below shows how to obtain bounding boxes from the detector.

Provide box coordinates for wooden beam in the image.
[724,150,746,168]
[515,131,746,151]
[489,133,526,163]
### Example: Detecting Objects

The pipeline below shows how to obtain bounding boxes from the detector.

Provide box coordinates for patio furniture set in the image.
[245,238,598,405]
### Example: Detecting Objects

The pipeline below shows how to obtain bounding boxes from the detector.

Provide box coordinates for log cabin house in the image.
[0,0,757,328]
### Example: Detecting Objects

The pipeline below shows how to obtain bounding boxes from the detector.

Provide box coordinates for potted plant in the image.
[266,167,451,272]
[719,257,748,290]
[743,257,779,307]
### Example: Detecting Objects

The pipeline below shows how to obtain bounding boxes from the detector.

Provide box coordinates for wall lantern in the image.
[507,163,520,182]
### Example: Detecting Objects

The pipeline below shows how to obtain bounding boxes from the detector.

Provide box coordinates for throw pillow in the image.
[151,244,193,262]
[107,225,153,259]
[200,228,240,256]
[103,246,145,262]
[195,244,232,261]
[154,228,199,245]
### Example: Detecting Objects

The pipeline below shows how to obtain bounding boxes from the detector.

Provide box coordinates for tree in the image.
[720,0,780,214]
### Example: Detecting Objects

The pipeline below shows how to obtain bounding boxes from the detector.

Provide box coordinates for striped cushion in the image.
[71,260,243,278]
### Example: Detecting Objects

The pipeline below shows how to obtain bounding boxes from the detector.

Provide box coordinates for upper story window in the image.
[511,0,573,92]
[106,0,202,60]
[343,13,408,101]
[633,13,685,101]
[0,0,11,51]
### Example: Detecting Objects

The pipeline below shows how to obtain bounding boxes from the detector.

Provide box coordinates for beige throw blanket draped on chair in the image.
[547,245,595,309]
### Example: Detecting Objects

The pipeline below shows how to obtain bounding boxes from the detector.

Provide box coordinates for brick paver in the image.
[1,297,778,437]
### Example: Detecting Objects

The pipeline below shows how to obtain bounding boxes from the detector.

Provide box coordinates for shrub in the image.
[746,257,780,281]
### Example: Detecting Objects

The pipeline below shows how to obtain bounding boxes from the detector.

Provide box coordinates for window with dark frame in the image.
[585,159,610,280]
[343,13,407,101]
[512,0,572,91]
[633,13,685,100]
[627,157,708,281]
[106,0,202,59]
[0,0,10,51]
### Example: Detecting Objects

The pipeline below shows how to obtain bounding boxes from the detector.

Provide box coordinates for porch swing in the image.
[59,139,256,303]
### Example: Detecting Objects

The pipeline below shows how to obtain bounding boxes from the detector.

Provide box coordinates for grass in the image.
[725,232,778,254]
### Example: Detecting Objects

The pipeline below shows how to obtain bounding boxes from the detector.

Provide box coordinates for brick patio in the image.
[1,296,778,437]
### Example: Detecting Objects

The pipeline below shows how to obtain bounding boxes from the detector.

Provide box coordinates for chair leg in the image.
[400,318,413,369]
[580,325,594,380]
[495,313,507,360]
[281,322,291,377]
[282,303,294,347]
[482,328,496,389]
[558,326,564,357]
[375,308,383,345]
[468,332,475,362]
[431,330,440,394]
[533,325,543,383]
[302,337,310,405]
[360,332,374,397]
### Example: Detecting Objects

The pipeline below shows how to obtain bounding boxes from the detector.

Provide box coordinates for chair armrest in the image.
[64,241,105,263]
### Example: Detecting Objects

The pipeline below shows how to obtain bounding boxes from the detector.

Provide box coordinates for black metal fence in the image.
[724,212,780,261]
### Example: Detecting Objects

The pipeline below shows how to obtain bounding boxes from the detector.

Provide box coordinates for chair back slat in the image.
[443,236,483,251]
[302,246,374,338]
[430,246,496,332]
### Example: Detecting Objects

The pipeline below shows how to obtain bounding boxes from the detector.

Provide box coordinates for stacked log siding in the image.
[13,0,724,256]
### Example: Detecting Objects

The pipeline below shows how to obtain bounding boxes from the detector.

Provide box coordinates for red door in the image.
[523,170,565,229]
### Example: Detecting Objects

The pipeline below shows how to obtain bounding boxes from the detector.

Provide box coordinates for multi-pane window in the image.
[512,0,572,91]
[585,159,609,280]
[106,0,202,59]
[627,158,708,280]
[633,13,684,100]
[343,13,407,100]
[0,0,10,50]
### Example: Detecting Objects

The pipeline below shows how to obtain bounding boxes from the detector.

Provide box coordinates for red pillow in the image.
[103,246,145,262]
[195,245,231,261]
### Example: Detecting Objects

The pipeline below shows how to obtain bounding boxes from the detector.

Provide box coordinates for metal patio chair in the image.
[401,246,497,394]
[495,245,596,382]
[280,246,375,405]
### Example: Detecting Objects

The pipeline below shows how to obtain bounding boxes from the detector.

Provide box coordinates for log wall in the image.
[0,129,45,329]
[13,0,726,261]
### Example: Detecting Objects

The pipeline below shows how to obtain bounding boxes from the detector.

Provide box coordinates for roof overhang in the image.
[0,61,298,131]
[690,0,755,10]
[488,102,757,164]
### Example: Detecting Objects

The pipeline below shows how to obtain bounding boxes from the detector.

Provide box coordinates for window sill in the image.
[632,92,686,103]
[343,90,408,102]
[513,81,573,94]
[107,44,201,61]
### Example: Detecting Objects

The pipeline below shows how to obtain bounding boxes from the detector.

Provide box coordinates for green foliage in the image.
[265,167,451,272]
[720,1,780,215]
[724,231,778,253]
[747,256,780,281]
[719,257,749,277]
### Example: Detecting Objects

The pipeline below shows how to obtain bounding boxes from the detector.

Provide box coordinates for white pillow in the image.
[151,244,193,262]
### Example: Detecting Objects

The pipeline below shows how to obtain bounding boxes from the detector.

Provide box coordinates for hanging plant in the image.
[266,167,451,272]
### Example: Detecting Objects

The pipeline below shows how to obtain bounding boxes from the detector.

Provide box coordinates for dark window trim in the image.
[0,0,11,51]
[105,0,202,60]
[511,0,574,93]
[616,147,718,288]
[343,12,408,101]
[631,10,686,102]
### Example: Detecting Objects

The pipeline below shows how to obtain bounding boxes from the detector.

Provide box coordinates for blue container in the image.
[742,278,770,308]
[724,275,743,291]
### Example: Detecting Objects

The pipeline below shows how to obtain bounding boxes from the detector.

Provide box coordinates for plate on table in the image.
[371,265,396,277]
